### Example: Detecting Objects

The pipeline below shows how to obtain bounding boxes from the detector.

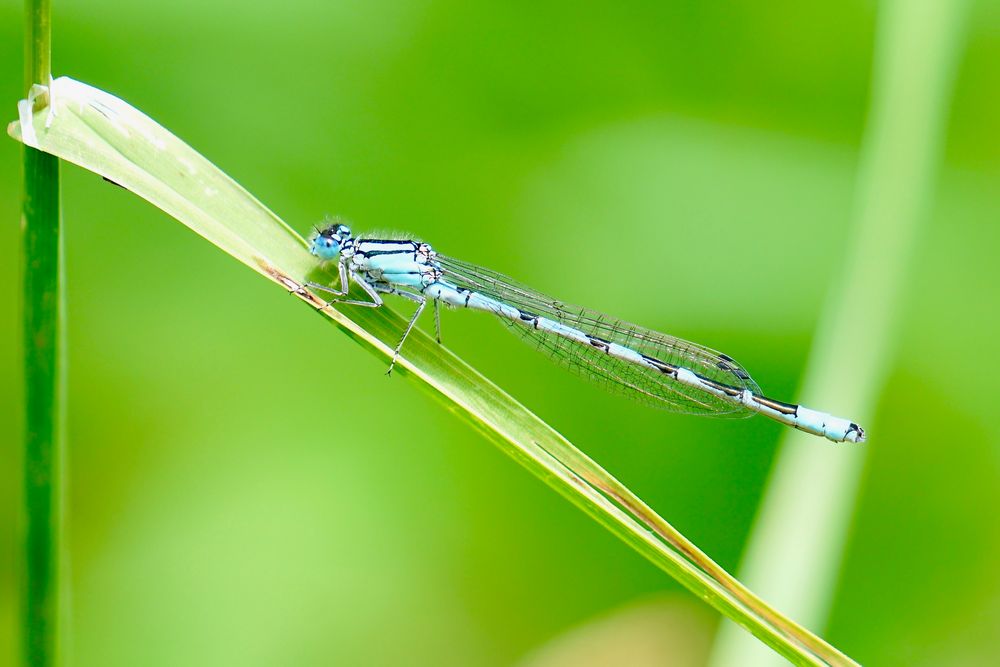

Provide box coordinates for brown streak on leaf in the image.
[255,256,331,311]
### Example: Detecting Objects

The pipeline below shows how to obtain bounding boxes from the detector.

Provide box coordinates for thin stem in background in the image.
[708,1,970,665]
[21,0,65,666]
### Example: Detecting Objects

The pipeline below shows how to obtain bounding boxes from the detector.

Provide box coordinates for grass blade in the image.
[709,1,970,664]
[9,77,858,666]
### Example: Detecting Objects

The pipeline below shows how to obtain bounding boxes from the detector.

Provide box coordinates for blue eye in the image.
[310,236,341,260]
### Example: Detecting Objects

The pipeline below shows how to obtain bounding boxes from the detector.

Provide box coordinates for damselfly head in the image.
[309,222,352,261]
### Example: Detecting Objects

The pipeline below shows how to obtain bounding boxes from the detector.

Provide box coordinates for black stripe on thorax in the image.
[355,239,418,257]
[360,249,414,258]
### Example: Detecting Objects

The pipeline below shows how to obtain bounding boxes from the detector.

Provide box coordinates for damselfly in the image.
[306,222,865,443]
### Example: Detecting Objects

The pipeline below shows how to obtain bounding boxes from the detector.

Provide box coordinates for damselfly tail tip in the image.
[845,423,866,443]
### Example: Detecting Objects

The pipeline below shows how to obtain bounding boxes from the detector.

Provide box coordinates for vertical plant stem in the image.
[708,1,969,665]
[21,0,64,666]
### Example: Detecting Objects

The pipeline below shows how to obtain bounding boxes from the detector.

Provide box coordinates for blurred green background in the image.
[2,1,999,665]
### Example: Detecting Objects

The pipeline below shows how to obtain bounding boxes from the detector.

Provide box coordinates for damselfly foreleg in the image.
[306,262,384,308]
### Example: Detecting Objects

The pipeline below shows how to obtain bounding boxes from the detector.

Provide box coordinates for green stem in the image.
[709,0,969,665]
[22,0,64,665]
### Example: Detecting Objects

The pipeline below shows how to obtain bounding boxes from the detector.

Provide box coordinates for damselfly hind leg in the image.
[387,291,428,375]
[434,299,442,344]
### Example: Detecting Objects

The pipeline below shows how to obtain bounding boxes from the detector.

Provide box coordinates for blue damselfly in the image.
[306,223,865,443]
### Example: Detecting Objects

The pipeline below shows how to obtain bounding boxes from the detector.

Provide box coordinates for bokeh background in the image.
[2,1,999,665]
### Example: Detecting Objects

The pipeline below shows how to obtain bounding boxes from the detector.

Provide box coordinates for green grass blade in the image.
[709,1,970,664]
[9,77,857,666]
[20,0,65,665]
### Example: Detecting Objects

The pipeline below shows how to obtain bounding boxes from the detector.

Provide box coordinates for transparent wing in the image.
[435,255,760,417]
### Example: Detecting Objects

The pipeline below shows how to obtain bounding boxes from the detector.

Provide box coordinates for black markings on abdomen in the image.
[641,353,678,377]
[518,310,540,329]
[716,353,751,380]
[753,396,798,415]
[641,352,747,399]
[588,335,611,352]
